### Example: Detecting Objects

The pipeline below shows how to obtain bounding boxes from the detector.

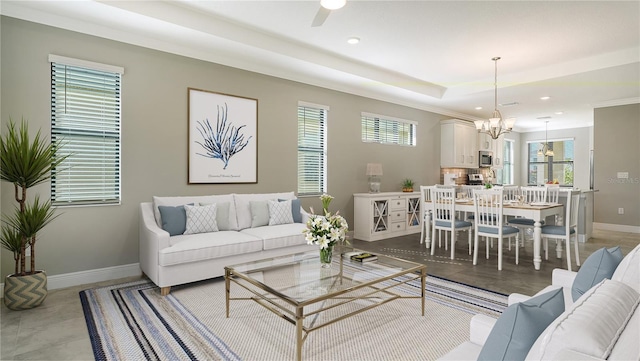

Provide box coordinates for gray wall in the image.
[593,104,640,227]
[518,127,592,190]
[0,17,444,278]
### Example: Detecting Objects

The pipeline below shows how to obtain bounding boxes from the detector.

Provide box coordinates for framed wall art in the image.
[188,88,258,184]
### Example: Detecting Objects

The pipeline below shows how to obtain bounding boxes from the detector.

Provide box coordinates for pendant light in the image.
[474,57,516,139]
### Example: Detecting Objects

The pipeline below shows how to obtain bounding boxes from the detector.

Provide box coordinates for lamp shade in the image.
[366,163,383,176]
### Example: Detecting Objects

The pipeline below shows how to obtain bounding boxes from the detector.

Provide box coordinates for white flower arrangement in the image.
[303,194,348,250]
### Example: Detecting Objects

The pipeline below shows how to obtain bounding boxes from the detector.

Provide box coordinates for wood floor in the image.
[1,229,638,360]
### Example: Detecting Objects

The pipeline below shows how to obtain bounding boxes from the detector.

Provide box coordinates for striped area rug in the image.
[80,265,507,361]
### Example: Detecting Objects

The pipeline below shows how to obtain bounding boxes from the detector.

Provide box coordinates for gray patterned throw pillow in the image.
[268,200,294,226]
[184,204,219,235]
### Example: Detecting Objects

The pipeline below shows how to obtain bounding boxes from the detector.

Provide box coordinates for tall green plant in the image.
[0,119,67,276]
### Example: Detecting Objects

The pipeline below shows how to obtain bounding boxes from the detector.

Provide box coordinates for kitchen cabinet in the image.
[353,192,421,241]
[477,132,504,169]
[440,119,478,168]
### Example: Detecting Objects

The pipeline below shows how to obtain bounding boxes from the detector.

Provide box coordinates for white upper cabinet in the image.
[441,119,478,168]
[477,132,504,169]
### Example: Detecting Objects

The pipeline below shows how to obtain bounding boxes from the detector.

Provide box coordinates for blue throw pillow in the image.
[571,246,623,301]
[477,288,564,361]
[158,204,193,236]
[279,198,302,223]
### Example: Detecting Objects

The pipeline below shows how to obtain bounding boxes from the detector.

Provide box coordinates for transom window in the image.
[297,102,328,196]
[361,112,416,146]
[50,55,123,206]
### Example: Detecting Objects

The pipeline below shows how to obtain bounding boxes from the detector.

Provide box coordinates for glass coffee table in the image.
[224,248,426,361]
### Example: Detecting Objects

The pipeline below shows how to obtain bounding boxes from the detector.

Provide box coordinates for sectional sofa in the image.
[139,192,315,295]
[440,243,640,360]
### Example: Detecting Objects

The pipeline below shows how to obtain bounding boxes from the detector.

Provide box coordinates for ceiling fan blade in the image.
[311,7,331,27]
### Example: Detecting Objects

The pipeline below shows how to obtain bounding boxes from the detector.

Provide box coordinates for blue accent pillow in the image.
[158,204,193,236]
[477,288,565,361]
[279,198,302,223]
[571,246,623,301]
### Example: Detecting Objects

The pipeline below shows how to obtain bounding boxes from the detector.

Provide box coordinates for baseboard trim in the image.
[1,263,141,298]
[593,222,640,234]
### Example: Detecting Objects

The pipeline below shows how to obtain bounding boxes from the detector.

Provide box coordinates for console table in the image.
[353,192,421,241]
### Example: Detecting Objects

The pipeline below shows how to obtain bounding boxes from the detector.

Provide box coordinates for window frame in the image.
[526,138,575,186]
[498,138,515,185]
[297,101,328,197]
[50,55,123,207]
[361,112,417,146]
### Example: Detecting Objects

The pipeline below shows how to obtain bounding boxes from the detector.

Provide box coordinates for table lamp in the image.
[366,163,383,193]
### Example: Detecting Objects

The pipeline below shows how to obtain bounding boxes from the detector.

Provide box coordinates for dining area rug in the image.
[80,268,507,361]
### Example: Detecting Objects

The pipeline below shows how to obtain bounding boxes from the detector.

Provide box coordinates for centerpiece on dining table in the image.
[303,194,349,268]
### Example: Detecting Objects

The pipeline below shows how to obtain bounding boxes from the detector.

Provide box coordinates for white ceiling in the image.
[3,0,639,132]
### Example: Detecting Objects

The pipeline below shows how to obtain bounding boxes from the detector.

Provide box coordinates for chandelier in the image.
[474,57,515,140]
[537,120,554,157]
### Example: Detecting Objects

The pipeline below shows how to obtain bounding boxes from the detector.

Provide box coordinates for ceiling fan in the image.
[312,0,346,27]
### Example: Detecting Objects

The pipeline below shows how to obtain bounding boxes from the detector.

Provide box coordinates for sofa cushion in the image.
[612,243,640,292]
[526,279,640,361]
[235,192,295,230]
[184,204,219,235]
[153,195,238,230]
[607,304,639,361]
[200,202,231,231]
[241,223,308,250]
[158,204,191,236]
[268,200,294,226]
[250,200,270,228]
[477,288,564,361]
[160,231,263,266]
[572,246,623,301]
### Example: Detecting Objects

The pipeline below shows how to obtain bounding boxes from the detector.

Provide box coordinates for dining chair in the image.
[472,189,520,271]
[541,190,581,271]
[419,185,435,246]
[508,186,548,245]
[431,188,473,259]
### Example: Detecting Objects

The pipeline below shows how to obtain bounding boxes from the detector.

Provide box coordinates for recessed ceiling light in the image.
[555,111,564,115]
[540,96,551,100]
[347,37,360,45]
[475,106,483,110]
[321,0,346,10]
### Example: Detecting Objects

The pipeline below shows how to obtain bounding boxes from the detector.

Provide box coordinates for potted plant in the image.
[402,178,414,192]
[0,119,67,310]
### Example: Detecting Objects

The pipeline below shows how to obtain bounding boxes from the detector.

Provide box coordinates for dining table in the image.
[422,199,564,270]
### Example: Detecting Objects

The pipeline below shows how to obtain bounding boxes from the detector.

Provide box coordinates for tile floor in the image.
[1,229,638,360]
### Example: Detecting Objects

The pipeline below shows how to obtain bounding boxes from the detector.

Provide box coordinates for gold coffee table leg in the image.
[225,268,231,318]
[296,307,303,361]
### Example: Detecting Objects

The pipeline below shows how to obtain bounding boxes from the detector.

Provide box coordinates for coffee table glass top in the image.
[226,248,424,305]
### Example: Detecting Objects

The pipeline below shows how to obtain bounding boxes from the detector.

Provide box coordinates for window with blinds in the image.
[50,56,122,206]
[361,113,416,146]
[362,113,417,146]
[297,102,327,196]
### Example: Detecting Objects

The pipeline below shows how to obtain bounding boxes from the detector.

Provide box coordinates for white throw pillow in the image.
[612,243,640,293]
[526,279,640,361]
[184,204,219,235]
[268,200,294,226]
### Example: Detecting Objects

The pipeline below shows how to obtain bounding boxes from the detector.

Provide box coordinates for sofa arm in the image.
[508,293,531,306]
[469,314,498,346]
[552,349,604,361]
[139,202,171,285]
[551,268,578,288]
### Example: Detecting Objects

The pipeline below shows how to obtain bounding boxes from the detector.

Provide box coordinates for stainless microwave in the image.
[479,151,493,168]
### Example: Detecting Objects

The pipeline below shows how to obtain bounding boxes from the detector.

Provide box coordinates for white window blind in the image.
[50,57,122,206]
[297,103,327,196]
[361,112,416,146]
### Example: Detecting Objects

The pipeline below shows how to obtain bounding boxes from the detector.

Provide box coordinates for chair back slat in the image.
[432,188,455,223]
[520,186,548,203]
[461,185,483,199]
[502,185,519,201]
[473,189,504,230]
[546,186,560,203]
[568,191,580,229]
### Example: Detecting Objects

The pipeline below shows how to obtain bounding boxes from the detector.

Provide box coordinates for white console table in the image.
[353,192,421,242]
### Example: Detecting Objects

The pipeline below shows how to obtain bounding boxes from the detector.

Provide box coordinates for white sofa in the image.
[440,243,640,360]
[139,192,315,295]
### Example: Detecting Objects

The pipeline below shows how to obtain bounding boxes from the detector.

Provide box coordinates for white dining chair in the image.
[431,188,473,259]
[472,189,520,271]
[508,186,548,245]
[419,185,435,246]
[541,190,581,271]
